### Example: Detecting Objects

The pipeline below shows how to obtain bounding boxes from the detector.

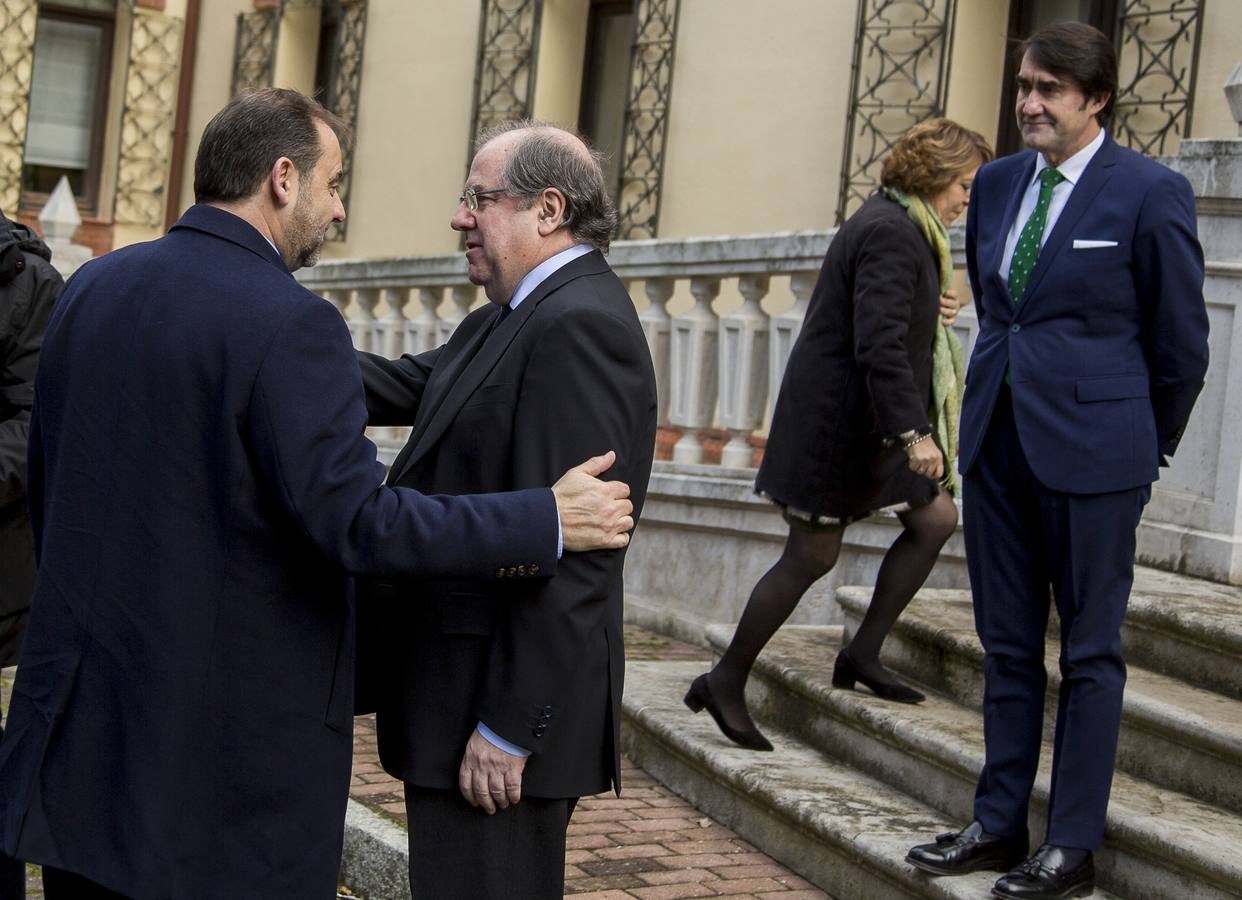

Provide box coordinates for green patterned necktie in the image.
[1007,166,1066,302]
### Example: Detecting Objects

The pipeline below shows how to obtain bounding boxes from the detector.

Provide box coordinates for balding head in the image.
[473,120,618,251]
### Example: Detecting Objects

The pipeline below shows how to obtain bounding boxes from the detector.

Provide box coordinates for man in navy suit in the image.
[906,23,1208,899]
[0,89,633,899]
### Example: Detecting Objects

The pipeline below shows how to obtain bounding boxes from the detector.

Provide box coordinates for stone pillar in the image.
[1144,69,1242,583]
[37,177,92,278]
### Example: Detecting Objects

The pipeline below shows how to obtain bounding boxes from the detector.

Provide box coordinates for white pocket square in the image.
[1072,239,1119,249]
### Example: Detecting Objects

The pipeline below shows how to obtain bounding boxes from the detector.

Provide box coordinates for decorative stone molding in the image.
[114,4,184,228]
[0,0,36,214]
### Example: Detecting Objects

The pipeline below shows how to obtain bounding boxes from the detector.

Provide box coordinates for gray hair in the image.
[475,120,618,252]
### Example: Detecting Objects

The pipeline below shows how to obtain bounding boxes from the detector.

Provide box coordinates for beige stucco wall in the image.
[944,0,1009,148]
[1190,2,1242,141]
[274,5,323,97]
[657,0,854,238]
[531,0,589,128]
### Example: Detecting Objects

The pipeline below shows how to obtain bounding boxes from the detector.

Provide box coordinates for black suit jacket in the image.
[0,205,559,898]
[358,249,657,799]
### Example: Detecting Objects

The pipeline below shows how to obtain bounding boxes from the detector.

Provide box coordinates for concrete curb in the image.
[341,800,410,900]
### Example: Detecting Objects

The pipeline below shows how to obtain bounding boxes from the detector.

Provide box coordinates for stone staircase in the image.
[620,566,1242,899]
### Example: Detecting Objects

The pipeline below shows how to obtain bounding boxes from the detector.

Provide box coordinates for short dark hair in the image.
[880,118,994,197]
[194,88,352,204]
[475,120,618,252]
[1019,22,1118,126]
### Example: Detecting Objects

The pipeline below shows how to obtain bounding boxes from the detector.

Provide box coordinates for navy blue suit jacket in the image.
[0,205,558,898]
[961,134,1208,493]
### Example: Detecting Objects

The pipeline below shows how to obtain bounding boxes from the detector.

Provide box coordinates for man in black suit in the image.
[0,90,633,899]
[358,122,657,897]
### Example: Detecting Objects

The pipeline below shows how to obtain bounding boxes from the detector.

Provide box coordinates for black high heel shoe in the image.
[831,647,925,704]
[683,673,774,751]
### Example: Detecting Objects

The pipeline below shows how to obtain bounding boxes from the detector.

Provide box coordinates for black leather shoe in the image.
[683,673,773,751]
[906,821,1028,875]
[992,845,1095,899]
[832,647,925,703]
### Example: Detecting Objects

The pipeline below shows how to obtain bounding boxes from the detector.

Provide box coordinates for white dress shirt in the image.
[999,127,1106,288]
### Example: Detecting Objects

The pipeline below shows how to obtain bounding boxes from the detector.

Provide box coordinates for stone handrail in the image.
[296,228,972,468]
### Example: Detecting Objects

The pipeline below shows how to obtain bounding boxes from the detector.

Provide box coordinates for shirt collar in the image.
[509,243,594,309]
[1032,127,1106,187]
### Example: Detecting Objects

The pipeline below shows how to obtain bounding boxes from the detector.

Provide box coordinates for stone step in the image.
[834,585,1242,815]
[700,624,1242,900]
[622,659,1125,900]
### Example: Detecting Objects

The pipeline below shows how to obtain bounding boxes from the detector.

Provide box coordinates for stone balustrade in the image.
[296,229,975,470]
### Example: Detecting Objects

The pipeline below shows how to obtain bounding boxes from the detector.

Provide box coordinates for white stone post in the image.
[639,278,675,428]
[438,285,474,345]
[765,270,815,429]
[323,289,350,319]
[408,288,443,355]
[349,289,380,353]
[717,275,770,468]
[668,277,720,464]
[37,177,92,278]
[376,288,408,360]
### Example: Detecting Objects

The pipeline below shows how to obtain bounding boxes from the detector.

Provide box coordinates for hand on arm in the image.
[939,289,960,327]
[551,450,634,551]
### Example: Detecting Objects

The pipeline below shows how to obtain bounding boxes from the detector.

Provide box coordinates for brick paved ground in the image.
[350,626,832,899]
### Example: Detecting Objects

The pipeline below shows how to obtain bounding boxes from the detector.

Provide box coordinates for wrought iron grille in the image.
[321,0,367,241]
[114,5,183,227]
[836,0,957,225]
[1112,0,1205,157]
[467,0,543,157]
[0,0,37,214]
[614,0,679,240]
[232,6,280,97]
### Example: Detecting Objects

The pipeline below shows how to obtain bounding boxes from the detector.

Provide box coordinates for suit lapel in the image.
[389,250,608,483]
[1014,136,1118,315]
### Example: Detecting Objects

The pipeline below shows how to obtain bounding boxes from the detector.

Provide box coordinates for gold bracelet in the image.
[903,433,930,450]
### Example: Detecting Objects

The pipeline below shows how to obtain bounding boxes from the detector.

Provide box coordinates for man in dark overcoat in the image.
[356,122,656,897]
[0,90,633,899]
[0,207,62,900]
[906,24,1208,899]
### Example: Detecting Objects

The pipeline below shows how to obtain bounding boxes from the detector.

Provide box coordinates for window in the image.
[21,0,117,211]
[578,1,633,194]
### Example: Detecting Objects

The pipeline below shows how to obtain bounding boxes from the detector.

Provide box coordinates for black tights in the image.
[706,490,958,731]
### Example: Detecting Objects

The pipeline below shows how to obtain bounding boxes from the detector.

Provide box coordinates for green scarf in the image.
[881,186,965,496]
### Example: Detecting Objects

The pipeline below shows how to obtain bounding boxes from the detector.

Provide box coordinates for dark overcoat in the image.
[0,205,558,899]
[0,215,61,665]
[357,250,657,801]
[756,192,941,518]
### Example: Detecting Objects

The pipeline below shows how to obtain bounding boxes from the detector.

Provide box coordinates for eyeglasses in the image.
[459,186,507,211]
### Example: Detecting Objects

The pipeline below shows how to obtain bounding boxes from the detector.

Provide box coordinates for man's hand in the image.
[553,451,634,551]
[939,289,961,327]
[459,727,526,815]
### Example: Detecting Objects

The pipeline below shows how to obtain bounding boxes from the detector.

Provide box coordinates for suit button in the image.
[530,564,540,575]
[533,724,546,737]
[506,566,517,577]
[517,565,527,576]
[495,568,505,578]
[1010,324,1021,333]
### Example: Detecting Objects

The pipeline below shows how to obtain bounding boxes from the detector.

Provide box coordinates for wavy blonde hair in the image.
[879,118,994,198]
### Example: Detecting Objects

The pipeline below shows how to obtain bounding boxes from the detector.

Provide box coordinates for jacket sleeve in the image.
[851,218,932,438]
[357,346,443,426]
[1134,172,1209,462]
[475,302,654,753]
[248,296,559,579]
[0,257,61,509]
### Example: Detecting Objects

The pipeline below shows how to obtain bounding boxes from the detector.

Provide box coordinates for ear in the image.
[1086,91,1110,120]
[269,156,299,210]
[535,187,568,236]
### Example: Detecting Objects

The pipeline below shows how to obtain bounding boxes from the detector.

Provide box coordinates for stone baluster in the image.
[323,289,350,320]
[766,271,815,426]
[376,288,409,360]
[718,275,770,468]
[349,289,380,353]
[668,277,720,464]
[638,278,675,454]
[438,285,474,345]
[407,288,444,355]
[37,176,92,278]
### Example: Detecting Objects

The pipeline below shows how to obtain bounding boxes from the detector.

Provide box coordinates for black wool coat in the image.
[756,192,941,518]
